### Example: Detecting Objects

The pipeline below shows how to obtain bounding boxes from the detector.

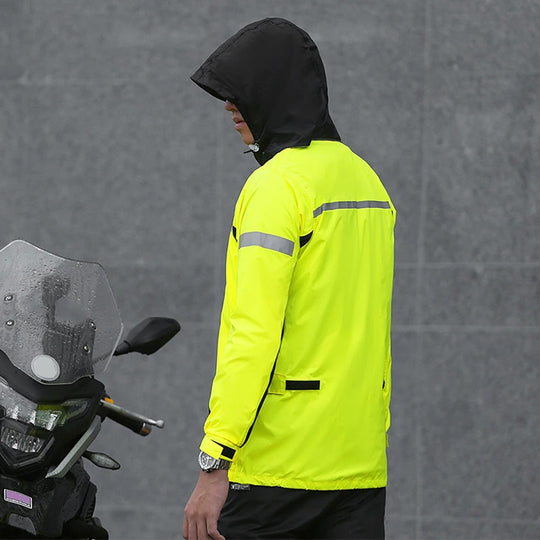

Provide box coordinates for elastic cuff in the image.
[200,435,237,462]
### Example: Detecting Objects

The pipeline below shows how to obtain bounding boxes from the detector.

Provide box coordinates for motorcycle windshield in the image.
[0,240,123,384]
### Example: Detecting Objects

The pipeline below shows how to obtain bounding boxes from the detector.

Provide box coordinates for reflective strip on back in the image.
[239,232,295,256]
[313,200,391,218]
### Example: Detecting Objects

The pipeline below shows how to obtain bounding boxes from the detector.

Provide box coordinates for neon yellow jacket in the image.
[200,140,395,490]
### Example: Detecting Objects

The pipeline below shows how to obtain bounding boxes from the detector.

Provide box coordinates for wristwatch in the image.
[198,450,231,473]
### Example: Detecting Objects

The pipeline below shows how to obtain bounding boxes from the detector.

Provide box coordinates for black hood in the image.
[191,18,340,165]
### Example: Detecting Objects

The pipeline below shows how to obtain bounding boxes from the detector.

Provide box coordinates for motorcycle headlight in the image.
[0,370,104,479]
[0,424,47,453]
[0,380,90,454]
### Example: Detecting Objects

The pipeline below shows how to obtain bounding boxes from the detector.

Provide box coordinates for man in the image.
[184,18,395,539]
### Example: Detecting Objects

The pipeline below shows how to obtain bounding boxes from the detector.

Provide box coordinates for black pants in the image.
[218,484,385,539]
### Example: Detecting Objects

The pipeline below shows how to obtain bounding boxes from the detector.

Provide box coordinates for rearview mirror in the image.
[114,317,181,356]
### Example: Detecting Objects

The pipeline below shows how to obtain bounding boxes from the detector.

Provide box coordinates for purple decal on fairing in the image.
[4,489,33,509]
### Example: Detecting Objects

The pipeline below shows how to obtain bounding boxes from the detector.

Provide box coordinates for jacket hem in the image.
[229,470,387,491]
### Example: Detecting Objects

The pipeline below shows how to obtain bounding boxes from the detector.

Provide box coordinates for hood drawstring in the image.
[243,142,268,165]
[243,143,260,154]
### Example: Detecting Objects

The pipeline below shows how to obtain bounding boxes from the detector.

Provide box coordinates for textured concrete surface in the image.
[1,1,539,538]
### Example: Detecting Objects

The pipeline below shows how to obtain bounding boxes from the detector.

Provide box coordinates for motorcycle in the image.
[0,240,180,539]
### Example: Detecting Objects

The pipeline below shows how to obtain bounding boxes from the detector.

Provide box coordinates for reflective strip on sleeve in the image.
[239,232,295,256]
[313,200,391,218]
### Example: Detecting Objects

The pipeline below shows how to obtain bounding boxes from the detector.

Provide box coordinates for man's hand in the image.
[183,469,229,540]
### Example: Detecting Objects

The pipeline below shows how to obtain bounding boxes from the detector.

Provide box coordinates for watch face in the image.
[198,451,218,470]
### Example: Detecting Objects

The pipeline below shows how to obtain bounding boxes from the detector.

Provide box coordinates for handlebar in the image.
[98,399,165,436]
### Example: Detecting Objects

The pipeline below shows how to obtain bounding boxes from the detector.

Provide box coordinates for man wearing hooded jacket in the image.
[183,18,395,540]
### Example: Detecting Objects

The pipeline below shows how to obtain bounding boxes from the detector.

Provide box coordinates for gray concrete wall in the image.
[1,1,538,538]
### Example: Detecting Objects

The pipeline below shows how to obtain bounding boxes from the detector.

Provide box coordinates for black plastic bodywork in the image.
[0,460,102,538]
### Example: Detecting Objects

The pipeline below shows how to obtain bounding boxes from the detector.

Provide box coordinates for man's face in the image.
[225,101,255,145]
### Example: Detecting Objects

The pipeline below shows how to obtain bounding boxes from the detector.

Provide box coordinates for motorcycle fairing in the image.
[0,375,104,479]
[0,240,118,479]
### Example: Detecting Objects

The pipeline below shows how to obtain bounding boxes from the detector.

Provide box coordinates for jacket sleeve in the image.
[200,169,303,461]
